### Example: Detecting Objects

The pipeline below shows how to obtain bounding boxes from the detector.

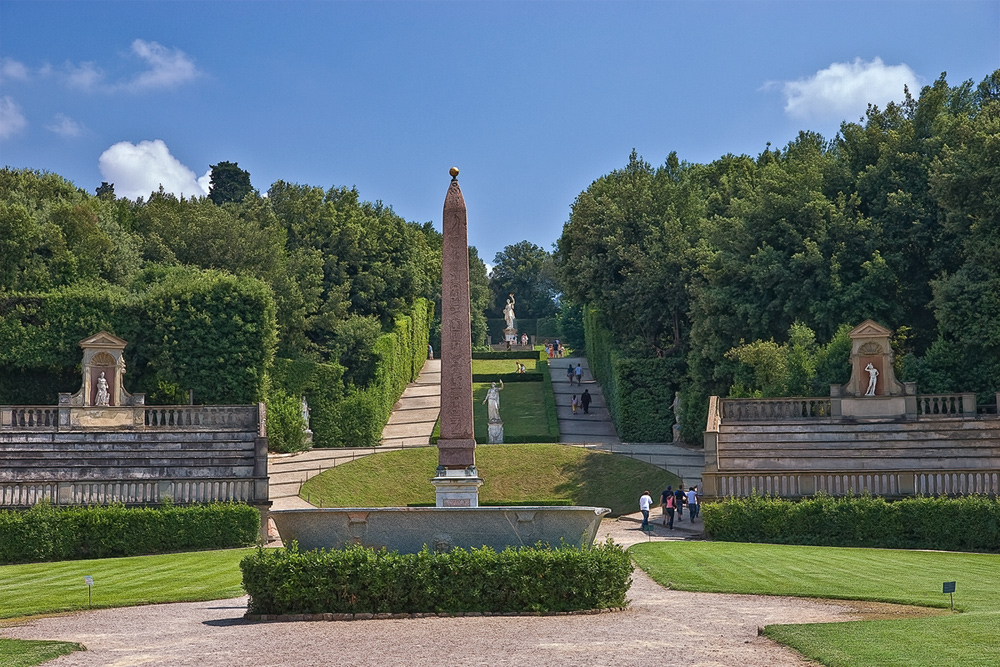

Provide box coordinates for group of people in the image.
[513,362,526,374]
[570,389,592,415]
[565,363,583,385]
[544,340,565,358]
[638,485,701,530]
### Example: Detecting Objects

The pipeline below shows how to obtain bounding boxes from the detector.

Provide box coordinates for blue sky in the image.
[2,1,998,263]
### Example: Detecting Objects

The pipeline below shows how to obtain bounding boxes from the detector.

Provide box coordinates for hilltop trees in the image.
[557,69,1000,439]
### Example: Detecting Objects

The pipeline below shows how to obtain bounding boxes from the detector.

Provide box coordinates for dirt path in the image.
[4,518,901,667]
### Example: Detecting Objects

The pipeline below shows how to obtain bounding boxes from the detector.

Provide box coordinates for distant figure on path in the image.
[521,333,528,347]
[674,486,685,522]
[571,394,579,415]
[574,363,583,384]
[639,490,653,529]
[566,364,575,385]
[428,343,433,360]
[660,486,675,528]
[483,380,504,422]
[580,389,592,414]
[865,363,879,396]
[686,486,700,522]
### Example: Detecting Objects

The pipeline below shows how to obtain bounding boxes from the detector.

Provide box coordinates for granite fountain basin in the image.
[270,506,611,553]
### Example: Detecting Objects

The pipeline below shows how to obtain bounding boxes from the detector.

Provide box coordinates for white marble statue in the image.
[483,380,504,422]
[301,395,311,431]
[671,391,682,442]
[503,294,516,331]
[95,372,110,406]
[864,363,879,396]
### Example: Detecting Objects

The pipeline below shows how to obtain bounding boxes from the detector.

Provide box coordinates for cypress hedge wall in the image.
[0,269,276,405]
[583,307,686,442]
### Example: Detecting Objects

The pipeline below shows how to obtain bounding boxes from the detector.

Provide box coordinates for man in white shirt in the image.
[686,486,700,522]
[639,490,653,529]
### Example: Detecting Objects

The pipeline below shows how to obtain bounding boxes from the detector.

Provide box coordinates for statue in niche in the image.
[483,380,504,422]
[95,372,110,406]
[864,363,879,396]
[503,293,516,331]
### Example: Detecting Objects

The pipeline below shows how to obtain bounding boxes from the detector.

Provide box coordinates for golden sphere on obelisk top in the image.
[449,166,460,179]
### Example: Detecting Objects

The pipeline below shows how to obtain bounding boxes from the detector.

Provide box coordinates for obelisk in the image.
[431,167,483,507]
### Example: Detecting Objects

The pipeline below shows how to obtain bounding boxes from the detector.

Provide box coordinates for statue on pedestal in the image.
[484,380,504,423]
[864,363,879,396]
[95,372,110,406]
[503,294,516,333]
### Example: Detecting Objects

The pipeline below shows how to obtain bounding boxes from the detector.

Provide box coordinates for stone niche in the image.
[831,320,916,418]
[59,331,144,428]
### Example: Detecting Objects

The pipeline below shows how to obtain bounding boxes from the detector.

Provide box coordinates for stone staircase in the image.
[551,357,619,446]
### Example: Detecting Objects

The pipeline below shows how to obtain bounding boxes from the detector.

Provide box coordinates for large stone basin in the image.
[270,506,611,553]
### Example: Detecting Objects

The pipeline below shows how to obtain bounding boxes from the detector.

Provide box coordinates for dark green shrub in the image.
[703,494,1000,552]
[241,540,632,615]
[0,502,260,564]
[265,386,307,453]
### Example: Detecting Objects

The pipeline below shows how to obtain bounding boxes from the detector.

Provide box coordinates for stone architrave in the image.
[432,167,483,507]
[831,320,916,418]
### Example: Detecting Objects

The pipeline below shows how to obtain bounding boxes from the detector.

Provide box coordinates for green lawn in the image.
[0,548,251,620]
[630,541,1000,667]
[472,381,554,441]
[0,639,84,667]
[300,444,679,514]
[472,358,540,375]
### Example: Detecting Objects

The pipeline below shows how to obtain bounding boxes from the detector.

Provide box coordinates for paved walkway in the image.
[3,515,861,667]
[551,357,620,446]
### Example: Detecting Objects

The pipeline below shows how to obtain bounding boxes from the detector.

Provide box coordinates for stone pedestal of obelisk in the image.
[431,167,483,507]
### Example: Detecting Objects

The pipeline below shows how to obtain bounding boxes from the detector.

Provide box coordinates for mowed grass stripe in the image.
[300,444,679,515]
[0,549,251,619]
[630,541,1000,667]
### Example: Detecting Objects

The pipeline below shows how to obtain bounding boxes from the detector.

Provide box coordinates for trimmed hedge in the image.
[584,307,685,442]
[268,298,432,449]
[0,269,276,405]
[704,494,1000,553]
[241,540,632,615]
[0,502,260,564]
[471,373,542,383]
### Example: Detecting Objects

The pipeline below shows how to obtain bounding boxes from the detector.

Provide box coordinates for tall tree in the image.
[488,241,558,321]
[208,161,253,205]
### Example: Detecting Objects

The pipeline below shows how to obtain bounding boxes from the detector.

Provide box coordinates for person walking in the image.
[660,486,674,528]
[639,490,653,530]
[686,485,700,522]
[566,364,575,386]
[580,389,592,414]
[574,363,583,384]
[571,394,579,415]
[674,486,685,522]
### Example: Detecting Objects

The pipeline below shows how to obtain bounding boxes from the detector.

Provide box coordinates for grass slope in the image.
[0,639,84,667]
[630,541,1000,667]
[472,382,555,442]
[0,548,251,620]
[299,444,678,515]
[472,359,540,374]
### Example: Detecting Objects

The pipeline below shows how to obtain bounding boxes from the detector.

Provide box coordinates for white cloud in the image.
[59,40,199,93]
[126,39,199,91]
[98,139,210,200]
[1,58,29,81]
[66,61,104,91]
[46,113,85,137]
[779,58,920,121]
[0,96,27,138]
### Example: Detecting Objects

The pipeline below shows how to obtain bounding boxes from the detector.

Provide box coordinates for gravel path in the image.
[3,518,873,667]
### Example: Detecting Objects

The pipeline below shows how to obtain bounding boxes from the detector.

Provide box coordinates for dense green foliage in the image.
[0,502,260,564]
[558,70,1000,438]
[1,166,441,447]
[241,540,632,615]
[703,494,1000,552]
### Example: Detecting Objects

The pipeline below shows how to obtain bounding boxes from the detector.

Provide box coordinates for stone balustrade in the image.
[0,478,257,508]
[916,393,977,415]
[721,397,833,420]
[704,469,1000,499]
[1,404,260,432]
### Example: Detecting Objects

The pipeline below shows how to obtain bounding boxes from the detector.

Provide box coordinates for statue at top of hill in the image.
[503,293,516,331]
